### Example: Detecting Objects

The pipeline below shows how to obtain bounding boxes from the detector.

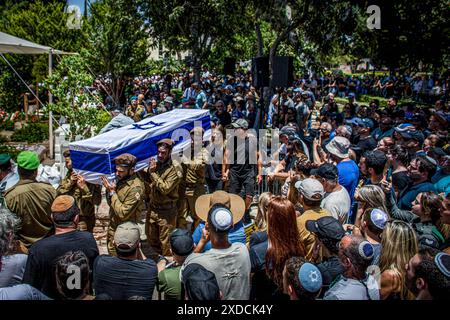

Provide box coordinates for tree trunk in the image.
[255,23,264,57]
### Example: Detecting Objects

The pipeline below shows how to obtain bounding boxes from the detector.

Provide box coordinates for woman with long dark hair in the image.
[249,196,305,300]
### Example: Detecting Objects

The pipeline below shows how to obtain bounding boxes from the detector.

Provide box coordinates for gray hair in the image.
[0,207,21,258]
[337,125,352,139]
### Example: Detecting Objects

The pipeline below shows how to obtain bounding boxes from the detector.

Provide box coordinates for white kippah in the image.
[214,209,232,229]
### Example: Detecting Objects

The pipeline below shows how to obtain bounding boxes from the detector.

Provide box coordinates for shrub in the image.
[0,145,20,161]
[11,123,49,143]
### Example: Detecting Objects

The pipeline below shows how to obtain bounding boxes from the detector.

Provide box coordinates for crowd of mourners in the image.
[1,68,450,301]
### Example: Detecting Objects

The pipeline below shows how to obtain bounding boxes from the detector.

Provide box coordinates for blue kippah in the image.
[298,263,322,293]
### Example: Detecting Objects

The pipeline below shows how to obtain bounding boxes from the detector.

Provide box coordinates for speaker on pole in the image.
[272,56,294,88]
[251,57,269,88]
[224,57,236,76]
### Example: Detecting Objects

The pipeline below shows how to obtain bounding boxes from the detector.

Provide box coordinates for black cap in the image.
[170,229,194,256]
[182,263,221,300]
[306,216,345,241]
[311,163,339,181]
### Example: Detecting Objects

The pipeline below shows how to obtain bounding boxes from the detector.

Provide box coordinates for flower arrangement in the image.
[0,110,26,130]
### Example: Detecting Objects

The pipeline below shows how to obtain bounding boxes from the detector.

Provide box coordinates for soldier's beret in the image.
[17,151,40,170]
[157,138,174,148]
[62,149,71,158]
[114,153,137,167]
[51,195,76,213]
[0,153,11,165]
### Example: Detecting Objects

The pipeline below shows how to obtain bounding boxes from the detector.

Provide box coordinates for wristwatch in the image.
[158,255,169,263]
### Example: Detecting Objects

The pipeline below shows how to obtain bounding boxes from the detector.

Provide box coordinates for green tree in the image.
[44,54,109,141]
[362,0,449,73]
[84,0,150,105]
[143,0,248,81]
[0,0,87,111]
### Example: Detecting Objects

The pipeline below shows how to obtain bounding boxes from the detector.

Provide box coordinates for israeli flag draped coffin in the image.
[69,109,211,184]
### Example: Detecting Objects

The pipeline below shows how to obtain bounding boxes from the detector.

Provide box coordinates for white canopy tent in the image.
[0,31,75,158]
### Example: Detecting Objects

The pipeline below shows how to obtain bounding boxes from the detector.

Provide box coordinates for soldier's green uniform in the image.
[106,153,144,256]
[106,173,144,255]
[4,151,56,248]
[126,104,144,122]
[145,139,183,256]
[177,146,209,229]
[57,170,102,232]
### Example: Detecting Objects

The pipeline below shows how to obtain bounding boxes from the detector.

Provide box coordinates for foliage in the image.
[0,145,21,161]
[11,123,49,143]
[0,110,25,130]
[143,0,248,80]
[85,0,150,104]
[0,0,89,111]
[354,0,449,73]
[44,55,105,140]
[94,109,112,134]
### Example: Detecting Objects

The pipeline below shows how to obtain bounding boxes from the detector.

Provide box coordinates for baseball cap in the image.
[114,153,137,168]
[280,126,297,138]
[17,151,40,170]
[394,124,425,143]
[311,163,338,181]
[345,117,362,126]
[434,253,450,278]
[0,154,11,165]
[298,263,323,293]
[170,229,194,256]
[182,263,221,300]
[368,208,388,230]
[306,216,345,241]
[348,93,355,98]
[360,118,374,130]
[325,136,350,158]
[231,118,248,129]
[295,178,325,201]
[114,222,141,252]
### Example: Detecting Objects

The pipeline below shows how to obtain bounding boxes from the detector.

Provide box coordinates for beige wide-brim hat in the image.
[195,191,245,225]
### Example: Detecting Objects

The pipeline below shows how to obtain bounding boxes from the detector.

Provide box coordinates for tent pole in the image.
[48,49,54,159]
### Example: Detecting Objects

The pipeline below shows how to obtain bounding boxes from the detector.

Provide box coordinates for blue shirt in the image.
[433,171,450,196]
[398,181,436,210]
[337,160,360,203]
[192,221,246,252]
[195,91,207,109]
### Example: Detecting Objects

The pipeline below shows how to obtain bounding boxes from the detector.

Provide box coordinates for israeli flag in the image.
[69,109,211,184]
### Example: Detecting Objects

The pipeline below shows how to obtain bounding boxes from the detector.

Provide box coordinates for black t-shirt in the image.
[93,255,158,300]
[22,230,99,299]
[214,110,231,126]
[392,171,410,194]
[230,136,256,177]
[248,232,288,301]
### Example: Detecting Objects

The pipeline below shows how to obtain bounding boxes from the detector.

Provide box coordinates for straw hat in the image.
[195,191,245,225]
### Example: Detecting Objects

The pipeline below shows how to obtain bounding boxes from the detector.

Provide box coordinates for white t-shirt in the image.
[321,186,351,224]
[182,242,251,300]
